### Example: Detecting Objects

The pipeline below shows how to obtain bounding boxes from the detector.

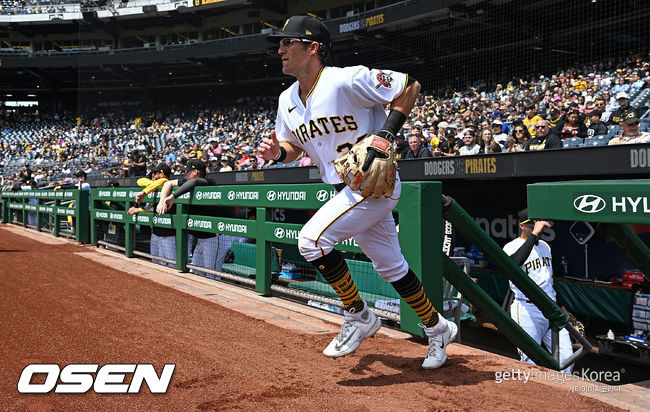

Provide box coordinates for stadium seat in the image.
[640,122,649,132]
[580,139,608,147]
[562,137,581,148]
[568,137,583,147]
[607,125,620,136]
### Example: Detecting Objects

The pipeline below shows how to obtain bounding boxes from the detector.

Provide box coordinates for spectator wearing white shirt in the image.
[458,129,480,156]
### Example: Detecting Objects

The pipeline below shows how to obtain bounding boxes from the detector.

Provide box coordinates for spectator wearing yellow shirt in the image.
[573,75,587,92]
[523,105,543,137]
[130,162,176,267]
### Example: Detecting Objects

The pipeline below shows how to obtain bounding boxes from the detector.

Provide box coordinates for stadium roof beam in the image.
[25,68,70,88]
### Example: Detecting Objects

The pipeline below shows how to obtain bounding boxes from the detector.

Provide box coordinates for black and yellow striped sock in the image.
[311,250,364,312]
[391,268,439,328]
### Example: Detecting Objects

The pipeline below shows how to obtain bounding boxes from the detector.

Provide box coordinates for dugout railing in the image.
[88,182,445,337]
[0,189,89,242]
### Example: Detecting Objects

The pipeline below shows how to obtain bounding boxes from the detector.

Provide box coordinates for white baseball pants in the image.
[511,299,575,373]
[298,178,408,282]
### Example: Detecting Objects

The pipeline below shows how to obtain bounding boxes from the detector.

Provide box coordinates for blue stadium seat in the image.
[568,137,583,147]
[580,139,609,147]
[607,125,620,136]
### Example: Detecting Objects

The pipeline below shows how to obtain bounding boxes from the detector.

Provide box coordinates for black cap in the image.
[518,208,534,225]
[74,169,86,178]
[266,15,332,48]
[152,161,172,177]
[589,109,602,118]
[183,159,206,173]
[621,112,640,125]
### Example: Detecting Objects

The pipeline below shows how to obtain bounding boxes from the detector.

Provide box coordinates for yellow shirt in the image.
[523,115,543,137]
[136,177,169,195]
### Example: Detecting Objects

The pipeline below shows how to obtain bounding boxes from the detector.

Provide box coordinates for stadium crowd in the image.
[0,0,110,15]
[2,54,649,189]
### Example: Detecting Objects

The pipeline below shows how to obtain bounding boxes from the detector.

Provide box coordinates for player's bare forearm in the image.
[279,142,301,163]
[390,80,421,117]
[259,130,302,163]
[156,180,177,214]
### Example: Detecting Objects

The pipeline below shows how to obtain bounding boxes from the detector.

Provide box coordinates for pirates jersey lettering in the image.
[503,237,556,301]
[292,115,360,144]
[275,65,407,184]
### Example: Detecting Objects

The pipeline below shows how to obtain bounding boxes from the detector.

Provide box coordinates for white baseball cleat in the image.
[421,314,458,369]
[323,302,381,358]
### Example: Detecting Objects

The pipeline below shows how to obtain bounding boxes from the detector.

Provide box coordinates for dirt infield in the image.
[0,225,642,411]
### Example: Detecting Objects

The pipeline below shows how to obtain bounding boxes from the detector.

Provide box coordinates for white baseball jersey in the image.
[275,65,407,184]
[503,237,556,301]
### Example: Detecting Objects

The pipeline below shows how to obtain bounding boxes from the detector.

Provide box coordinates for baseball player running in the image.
[503,209,574,372]
[260,15,457,369]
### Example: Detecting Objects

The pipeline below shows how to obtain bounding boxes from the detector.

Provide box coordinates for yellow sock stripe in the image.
[402,288,438,322]
[329,271,361,306]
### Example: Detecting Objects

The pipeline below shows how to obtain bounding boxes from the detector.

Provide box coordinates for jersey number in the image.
[335,133,368,153]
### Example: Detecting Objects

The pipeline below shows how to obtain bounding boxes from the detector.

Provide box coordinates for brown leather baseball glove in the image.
[333,135,398,198]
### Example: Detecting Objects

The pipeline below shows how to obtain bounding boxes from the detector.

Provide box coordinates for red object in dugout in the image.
[622,270,645,289]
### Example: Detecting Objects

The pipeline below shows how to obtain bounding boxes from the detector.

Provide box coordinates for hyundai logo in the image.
[267,191,277,201]
[274,227,285,238]
[187,218,194,227]
[227,191,235,200]
[316,190,329,202]
[573,195,606,213]
[217,222,225,231]
[195,191,203,200]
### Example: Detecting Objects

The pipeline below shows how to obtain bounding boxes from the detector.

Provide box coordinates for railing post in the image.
[174,204,188,271]
[22,197,27,228]
[0,195,7,223]
[398,181,443,336]
[90,196,98,246]
[53,198,60,237]
[75,190,90,244]
[256,207,272,296]
[35,197,42,232]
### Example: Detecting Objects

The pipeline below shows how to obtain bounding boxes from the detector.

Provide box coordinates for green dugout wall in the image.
[527,179,650,276]
[0,189,89,243]
[88,182,443,337]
